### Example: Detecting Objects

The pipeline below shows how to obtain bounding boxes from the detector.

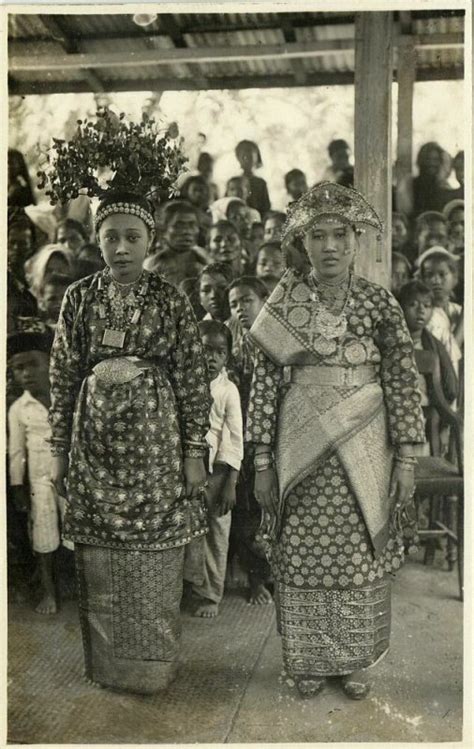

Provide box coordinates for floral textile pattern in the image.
[49,269,211,550]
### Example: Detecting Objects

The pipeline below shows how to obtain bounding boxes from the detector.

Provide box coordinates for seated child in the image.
[256,241,286,294]
[263,211,286,243]
[8,327,64,615]
[198,262,233,322]
[185,320,243,618]
[417,247,463,376]
[398,281,458,435]
[37,272,74,331]
[208,220,243,278]
[227,277,273,605]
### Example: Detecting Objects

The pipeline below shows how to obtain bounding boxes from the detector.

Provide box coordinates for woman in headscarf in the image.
[246,182,425,700]
[44,110,211,694]
[24,244,75,300]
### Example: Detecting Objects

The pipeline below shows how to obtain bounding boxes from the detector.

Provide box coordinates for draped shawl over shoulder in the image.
[246,268,425,555]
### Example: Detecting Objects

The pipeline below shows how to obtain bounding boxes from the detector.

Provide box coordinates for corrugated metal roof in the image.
[8,11,464,95]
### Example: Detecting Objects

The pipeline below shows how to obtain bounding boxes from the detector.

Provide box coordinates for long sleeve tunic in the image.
[49,269,211,551]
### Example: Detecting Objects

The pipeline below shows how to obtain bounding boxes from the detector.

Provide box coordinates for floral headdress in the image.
[281,181,383,254]
[37,108,188,233]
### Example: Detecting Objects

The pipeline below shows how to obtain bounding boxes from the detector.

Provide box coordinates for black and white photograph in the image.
[4,2,470,744]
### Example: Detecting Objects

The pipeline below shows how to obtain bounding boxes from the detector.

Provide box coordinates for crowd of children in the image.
[6,136,465,616]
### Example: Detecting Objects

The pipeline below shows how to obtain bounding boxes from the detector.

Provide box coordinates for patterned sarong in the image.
[75,544,184,694]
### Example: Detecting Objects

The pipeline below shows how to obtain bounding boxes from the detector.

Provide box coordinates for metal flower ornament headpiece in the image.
[36,107,188,205]
[281,181,384,250]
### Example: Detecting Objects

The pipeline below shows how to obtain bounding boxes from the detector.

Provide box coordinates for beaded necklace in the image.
[308,270,353,341]
[96,270,149,348]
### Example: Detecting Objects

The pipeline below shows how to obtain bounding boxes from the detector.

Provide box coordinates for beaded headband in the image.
[94,201,155,233]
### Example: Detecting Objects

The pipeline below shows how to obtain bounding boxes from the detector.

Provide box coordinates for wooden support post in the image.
[396,37,416,181]
[354,12,393,288]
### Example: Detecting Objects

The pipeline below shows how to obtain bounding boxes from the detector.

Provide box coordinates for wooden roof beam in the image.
[37,13,105,92]
[280,17,307,85]
[10,34,463,73]
[8,65,463,97]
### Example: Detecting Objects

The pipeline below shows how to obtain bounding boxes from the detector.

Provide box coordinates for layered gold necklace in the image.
[308,270,353,341]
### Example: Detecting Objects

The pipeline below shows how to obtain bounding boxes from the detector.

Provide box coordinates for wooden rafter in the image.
[9,33,463,73]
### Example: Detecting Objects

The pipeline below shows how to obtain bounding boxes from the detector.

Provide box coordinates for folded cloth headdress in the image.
[414,245,461,269]
[442,199,464,221]
[281,181,383,255]
[37,107,188,234]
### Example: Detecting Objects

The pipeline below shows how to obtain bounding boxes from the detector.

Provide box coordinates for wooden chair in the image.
[413,348,464,601]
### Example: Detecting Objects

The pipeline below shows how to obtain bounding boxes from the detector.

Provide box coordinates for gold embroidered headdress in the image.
[281,181,383,251]
[37,108,187,234]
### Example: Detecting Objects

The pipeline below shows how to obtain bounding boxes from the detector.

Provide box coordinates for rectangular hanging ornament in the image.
[102,328,126,348]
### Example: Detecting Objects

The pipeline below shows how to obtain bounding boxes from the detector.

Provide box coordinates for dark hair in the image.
[228,275,269,301]
[8,149,36,206]
[257,241,283,260]
[56,217,88,241]
[453,150,464,167]
[198,319,233,355]
[235,140,263,168]
[198,262,234,285]
[416,142,443,169]
[197,152,214,171]
[179,174,208,198]
[210,219,239,235]
[397,280,434,308]
[328,139,349,156]
[40,272,74,294]
[226,199,246,219]
[264,211,286,225]
[284,169,305,189]
[161,199,199,228]
[420,251,459,275]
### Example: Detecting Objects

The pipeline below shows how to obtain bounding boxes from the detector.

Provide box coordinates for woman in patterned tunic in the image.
[246,182,425,700]
[46,114,210,694]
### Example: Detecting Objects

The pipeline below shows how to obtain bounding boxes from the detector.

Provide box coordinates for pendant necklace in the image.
[97,271,148,349]
[308,270,353,341]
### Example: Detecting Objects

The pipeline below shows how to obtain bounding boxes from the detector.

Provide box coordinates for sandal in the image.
[341,672,371,700]
[295,675,326,699]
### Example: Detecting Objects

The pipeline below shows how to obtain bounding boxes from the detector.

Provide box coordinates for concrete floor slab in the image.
[7,557,462,743]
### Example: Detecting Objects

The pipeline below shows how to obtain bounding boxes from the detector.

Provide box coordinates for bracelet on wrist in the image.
[185,449,206,459]
[255,463,275,472]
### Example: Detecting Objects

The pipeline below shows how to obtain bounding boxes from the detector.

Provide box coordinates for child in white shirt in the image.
[185,320,244,618]
[8,329,62,614]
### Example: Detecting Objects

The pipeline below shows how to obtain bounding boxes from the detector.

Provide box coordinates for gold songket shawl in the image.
[249,270,393,556]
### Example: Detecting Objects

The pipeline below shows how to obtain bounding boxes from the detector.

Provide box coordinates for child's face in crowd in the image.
[57,225,85,255]
[391,216,407,250]
[163,211,199,252]
[228,204,252,240]
[200,332,229,380]
[8,225,34,272]
[264,217,284,243]
[228,285,265,330]
[10,350,50,397]
[250,223,264,246]
[46,253,70,277]
[209,227,242,267]
[449,208,464,247]
[256,247,285,291]
[187,180,210,209]
[226,178,243,199]
[402,294,433,334]
[237,144,258,172]
[39,282,68,322]
[421,259,457,304]
[287,174,307,200]
[199,272,230,321]
[391,259,410,296]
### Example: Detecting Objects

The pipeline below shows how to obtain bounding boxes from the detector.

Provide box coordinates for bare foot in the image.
[35,593,57,615]
[249,582,273,605]
[194,600,219,618]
